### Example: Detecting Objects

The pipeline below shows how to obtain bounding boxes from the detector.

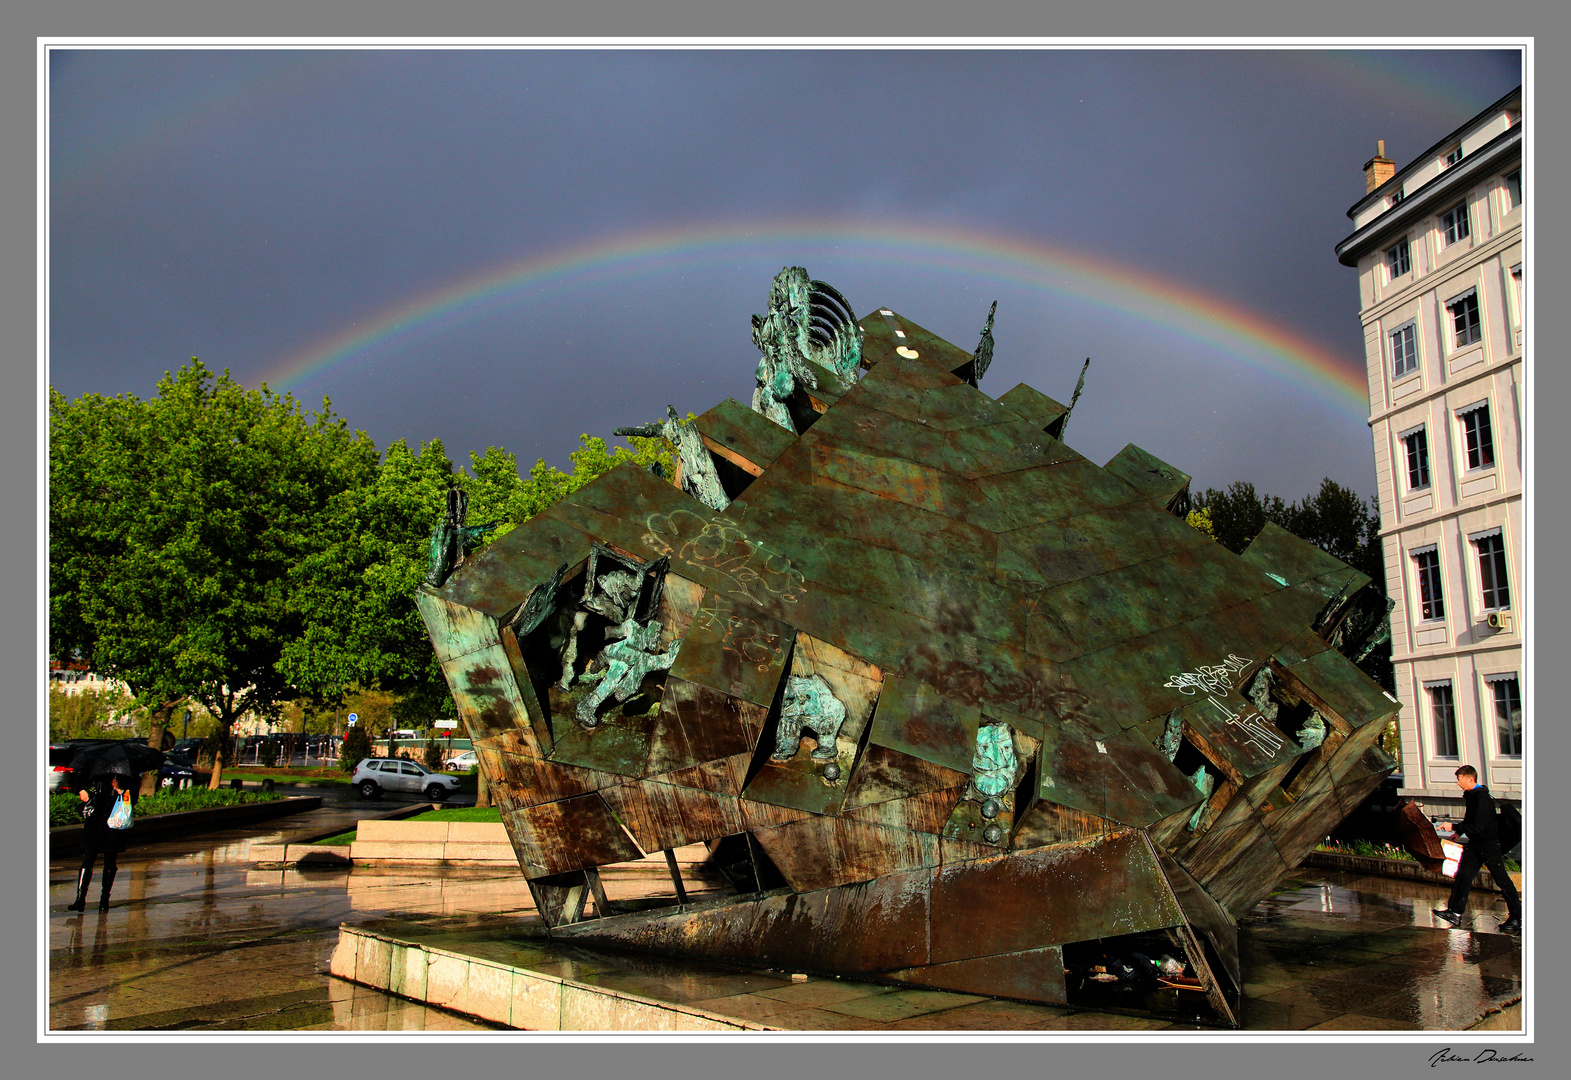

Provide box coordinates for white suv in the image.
[350,758,460,802]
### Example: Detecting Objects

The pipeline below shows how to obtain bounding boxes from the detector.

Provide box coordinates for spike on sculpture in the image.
[416,268,1397,1028]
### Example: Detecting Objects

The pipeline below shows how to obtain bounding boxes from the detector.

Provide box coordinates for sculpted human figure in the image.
[772,674,847,761]
[575,617,682,727]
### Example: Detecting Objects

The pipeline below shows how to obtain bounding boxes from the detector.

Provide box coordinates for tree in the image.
[284,432,675,726]
[50,359,379,788]
[1192,477,1391,691]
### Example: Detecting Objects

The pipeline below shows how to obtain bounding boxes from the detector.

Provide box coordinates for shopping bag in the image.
[107,792,133,830]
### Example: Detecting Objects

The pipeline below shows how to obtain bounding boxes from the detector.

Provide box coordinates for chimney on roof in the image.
[1364,139,1395,194]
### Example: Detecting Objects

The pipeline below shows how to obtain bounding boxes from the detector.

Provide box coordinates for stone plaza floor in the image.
[46,806,1523,1033]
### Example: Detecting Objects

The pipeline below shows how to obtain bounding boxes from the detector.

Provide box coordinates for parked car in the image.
[443,749,478,772]
[350,758,460,802]
[158,757,199,789]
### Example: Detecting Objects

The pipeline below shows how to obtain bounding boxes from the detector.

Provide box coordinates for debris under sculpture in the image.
[416,267,1396,1027]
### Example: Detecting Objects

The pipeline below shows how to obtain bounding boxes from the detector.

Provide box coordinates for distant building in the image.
[1335,87,1523,818]
[47,659,128,699]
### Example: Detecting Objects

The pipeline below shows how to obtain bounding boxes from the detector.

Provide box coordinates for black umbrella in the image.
[66,740,165,780]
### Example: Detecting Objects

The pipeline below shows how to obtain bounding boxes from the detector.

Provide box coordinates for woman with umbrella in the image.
[65,741,161,912]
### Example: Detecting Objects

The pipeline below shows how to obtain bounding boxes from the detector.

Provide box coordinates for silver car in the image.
[350,758,460,802]
[443,749,477,772]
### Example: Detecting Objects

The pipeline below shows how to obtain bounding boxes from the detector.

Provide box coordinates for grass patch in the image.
[1316,839,1417,862]
[419,806,501,823]
[313,830,357,846]
[228,771,353,786]
[50,787,284,826]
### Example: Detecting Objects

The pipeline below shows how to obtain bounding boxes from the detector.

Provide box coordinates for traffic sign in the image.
[346,712,358,727]
[434,719,458,729]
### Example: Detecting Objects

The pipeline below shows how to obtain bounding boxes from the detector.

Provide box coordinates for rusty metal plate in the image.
[598,778,745,852]
[415,588,500,666]
[1279,648,1400,731]
[643,677,760,777]
[1172,816,1288,918]
[474,733,624,808]
[843,743,970,811]
[842,785,968,834]
[647,750,752,795]
[1241,521,1365,589]
[502,792,644,878]
[1011,800,1118,850]
[929,831,1182,963]
[436,513,595,620]
[1180,687,1302,783]
[804,432,978,520]
[545,704,656,778]
[692,396,798,468]
[967,457,1148,533]
[752,816,941,893]
[884,946,1068,1004]
[440,644,535,746]
[1152,844,1240,993]
[667,592,795,709]
[1035,717,1202,829]
[995,500,1211,593]
[868,674,980,777]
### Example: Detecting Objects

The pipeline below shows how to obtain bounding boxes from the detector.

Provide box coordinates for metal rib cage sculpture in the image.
[417,269,1396,1027]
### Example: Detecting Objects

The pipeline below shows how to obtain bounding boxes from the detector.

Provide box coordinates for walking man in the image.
[1433,765,1521,933]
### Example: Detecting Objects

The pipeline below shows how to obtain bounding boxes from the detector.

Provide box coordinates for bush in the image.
[339,724,372,773]
[50,786,282,825]
[258,740,280,768]
[423,740,442,771]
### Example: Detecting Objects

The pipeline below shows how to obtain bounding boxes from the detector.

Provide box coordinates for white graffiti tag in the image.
[1163,654,1252,696]
[641,510,805,607]
[1205,696,1286,757]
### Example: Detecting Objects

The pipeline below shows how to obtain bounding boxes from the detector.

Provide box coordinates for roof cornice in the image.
[1334,125,1520,268]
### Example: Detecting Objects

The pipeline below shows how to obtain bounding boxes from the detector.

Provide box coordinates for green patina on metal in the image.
[773,674,848,761]
[574,616,682,727]
[1187,766,1214,831]
[413,265,1397,1026]
[425,486,497,588]
[616,406,730,512]
[749,266,864,432]
[967,299,997,387]
[972,722,1018,797]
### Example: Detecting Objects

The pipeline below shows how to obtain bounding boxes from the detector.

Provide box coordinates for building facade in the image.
[1335,87,1523,817]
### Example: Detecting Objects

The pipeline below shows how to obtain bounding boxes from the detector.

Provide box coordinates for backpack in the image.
[1496,799,1521,852]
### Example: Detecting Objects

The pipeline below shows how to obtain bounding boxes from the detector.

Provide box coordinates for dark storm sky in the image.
[48,47,1522,500]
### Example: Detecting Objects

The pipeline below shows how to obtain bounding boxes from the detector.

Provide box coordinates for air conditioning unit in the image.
[1486,610,1514,632]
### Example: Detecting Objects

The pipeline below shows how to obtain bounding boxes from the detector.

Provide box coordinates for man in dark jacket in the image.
[1433,765,1521,933]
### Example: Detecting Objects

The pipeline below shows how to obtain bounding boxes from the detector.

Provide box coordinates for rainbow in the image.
[263,221,1370,418]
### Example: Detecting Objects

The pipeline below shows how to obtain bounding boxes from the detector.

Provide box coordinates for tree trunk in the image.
[207,717,232,789]
[140,703,172,797]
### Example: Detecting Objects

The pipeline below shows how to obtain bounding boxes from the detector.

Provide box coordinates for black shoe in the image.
[1498,917,1521,934]
[1433,908,1464,927]
[66,897,85,912]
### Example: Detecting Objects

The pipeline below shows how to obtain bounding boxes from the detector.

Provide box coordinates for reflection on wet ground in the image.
[48,809,1522,1032]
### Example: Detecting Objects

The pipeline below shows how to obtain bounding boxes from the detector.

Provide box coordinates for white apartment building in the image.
[1335,87,1523,817]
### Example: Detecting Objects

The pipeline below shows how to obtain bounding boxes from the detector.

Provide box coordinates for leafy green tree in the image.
[48,684,138,741]
[338,723,373,773]
[50,359,379,788]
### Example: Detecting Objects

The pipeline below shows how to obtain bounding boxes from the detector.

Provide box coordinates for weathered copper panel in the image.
[643,677,758,777]
[1011,800,1118,849]
[753,816,941,893]
[996,382,1069,431]
[650,751,751,795]
[436,513,595,619]
[929,831,1183,963]
[1180,686,1301,783]
[885,946,1068,1005]
[498,625,553,752]
[868,674,979,776]
[476,738,622,808]
[994,500,1209,592]
[667,591,795,708]
[1102,442,1191,505]
[440,644,534,745]
[1177,817,1290,918]
[653,573,706,649]
[1280,648,1399,731]
[546,707,656,778]
[1036,718,1201,829]
[1241,521,1366,589]
[804,433,977,519]
[1152,843,1241,993]
[504,793,643,877]
[843,743,970,810]
[843,785,967,834]
[692,397,798,468]
[598,779,744,852]
[415,588,500,665]
[967,458,1147,533]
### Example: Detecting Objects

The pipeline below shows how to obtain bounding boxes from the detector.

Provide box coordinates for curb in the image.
[252,802,438,868]
[1303,851,1523,893]
[50,796,322,858]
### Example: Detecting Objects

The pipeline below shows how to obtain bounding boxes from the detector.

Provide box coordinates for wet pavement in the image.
[48,811,1522,1033]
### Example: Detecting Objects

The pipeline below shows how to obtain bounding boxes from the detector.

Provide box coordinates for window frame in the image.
[1471,528,1510,611]
[1388,319,1419,379]
[1457,401,1495,472]
[1446,289,1481,349]
[1425,679,1460,760]
[1484,673,1522,758]
[1399,424,1431,491]
[1443,144,1464,168]
[1384,238,1411,280]
[1411,544,1445,622]
[1440,201,1471,247]
[1504,169,1521,211]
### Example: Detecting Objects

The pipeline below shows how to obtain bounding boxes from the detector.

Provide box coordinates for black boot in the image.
[67,868,92,912]
[97,864,117,912]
